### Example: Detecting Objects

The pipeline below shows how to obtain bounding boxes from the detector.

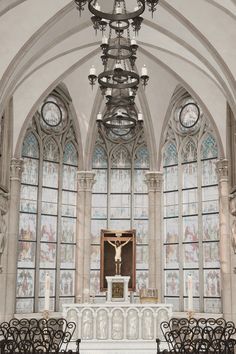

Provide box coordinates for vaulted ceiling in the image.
[0,0,235,168]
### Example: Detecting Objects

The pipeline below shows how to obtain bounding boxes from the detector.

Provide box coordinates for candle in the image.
[105,88,112,97]
[131,37,137,46]
[115,62,122,70]
[116,5,122,14]
[141,65,148,76]
[102,36,108,45]
[187,274,193,311]
[97,112,102,121]
[89,65,96,76]
[138,112,143,121]
[44,272,50,311]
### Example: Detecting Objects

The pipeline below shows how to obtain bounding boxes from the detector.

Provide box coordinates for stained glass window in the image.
[16,93,79,313]
[91,131,150,297]
[163,97,221,313]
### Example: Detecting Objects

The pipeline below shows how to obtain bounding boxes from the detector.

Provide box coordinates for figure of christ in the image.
[108,238,131,275]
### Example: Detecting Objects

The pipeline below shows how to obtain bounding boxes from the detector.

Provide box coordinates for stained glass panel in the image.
[136,270,148,290]
[93,146,107,168]
[38,298,55,312]
[164,218,178,243]
[60,270,75,296]
[39,270,55,296]
[92,194,107,218]
[201,134,218,159]
[134,170,148,193]
[184,298,200,312]
[183,163,197,188]
[93,170,107,193]
[91,219,107,244]
[182,140,197,162]
[62,165,77,191]
[134,146,150,168]
[165,297,179,312]
[16,269,34,297]
[109,219,131,230]
[43,138,59,162]
[40,243,56,268]
[111,147,131,168]
[90,270,101,295]
[60,245,75,268]
[43,162,58,188]
[164,166,178,191]
[182,189,198,215]
[134,194,148,218]
[203,214,219,241]
[110,194,130,218]
[184,269,200,296]
[204,298,222,313]
[20,185,38,213]
[183,216,198,242]
[16,299,34,314]
[165,270,179,296]
[164,244,179,268]
[63,142,78,166]
[133,220,148,244]
[202,186,218,213]
[41,188,58,215]
[202,159,217,186]
[22,158,38,185]
[91,245,100,269]
[22,133,39,158]
[163,143,178,166]
[61,218,76,243]
[41,215,57,242]
[203,242,220,267]
[18,241,36,268]
[19,213,37,241]
[62,191,77,217]
[110,170,131,193]
[164,192,178,217]
[183,243,199,267]
[136,246,148,269]
[204,269,221,297]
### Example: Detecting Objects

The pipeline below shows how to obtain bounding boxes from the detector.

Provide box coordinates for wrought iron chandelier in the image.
[74,0,159,137]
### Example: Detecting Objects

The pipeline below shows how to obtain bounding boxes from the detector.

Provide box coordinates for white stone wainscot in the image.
[63,303,172,353]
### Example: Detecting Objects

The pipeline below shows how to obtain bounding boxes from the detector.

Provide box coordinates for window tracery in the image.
[90,129,150,297]
[16,92,79,313]
[163,96,221,313]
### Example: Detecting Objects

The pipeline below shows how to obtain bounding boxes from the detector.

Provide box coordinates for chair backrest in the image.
[160,317,236,353]
[0,318,76,353]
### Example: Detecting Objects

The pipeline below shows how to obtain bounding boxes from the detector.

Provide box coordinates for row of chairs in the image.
[0,317,236,353]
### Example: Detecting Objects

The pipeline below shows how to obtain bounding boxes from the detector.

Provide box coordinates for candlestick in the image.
[44,272,50,311]
[187,273,193,312]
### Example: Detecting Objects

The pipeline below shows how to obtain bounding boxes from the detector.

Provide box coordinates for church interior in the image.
[0,0,236,353]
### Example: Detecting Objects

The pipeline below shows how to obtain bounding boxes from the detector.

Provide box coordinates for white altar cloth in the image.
[63,302,172,353]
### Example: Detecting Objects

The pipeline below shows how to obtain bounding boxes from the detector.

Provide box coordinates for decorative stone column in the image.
[5,158,24,320]
[216,159,232,319]
[145,171,163,296]
[76,171,95,302]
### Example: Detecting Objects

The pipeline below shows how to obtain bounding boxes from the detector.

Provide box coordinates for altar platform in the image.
[63,302,172,353]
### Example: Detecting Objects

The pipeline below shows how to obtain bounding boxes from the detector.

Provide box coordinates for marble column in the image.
[76,171,95,302]
[145,172,163,297]
[4,158,24,320]
[216,159,232,320]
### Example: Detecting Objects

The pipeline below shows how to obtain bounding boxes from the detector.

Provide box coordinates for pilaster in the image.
[216,159,232,320]
[145,171,163,297]
[4,158,24,320]
[76,171,95,302]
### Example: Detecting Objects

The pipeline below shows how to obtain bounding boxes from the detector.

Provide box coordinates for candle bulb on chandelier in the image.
[138,112,143,121]
[89,65,96,76]
[141,64,148,76]
[116,4,122,14]
[131,37,137,46]
[102,35,108,45]
[96,112,102,121]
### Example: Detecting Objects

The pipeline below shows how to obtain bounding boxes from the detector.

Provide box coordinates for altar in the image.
[63,302,172,353]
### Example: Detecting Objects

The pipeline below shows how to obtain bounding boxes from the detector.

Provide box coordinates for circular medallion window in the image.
[41,101,62,127]
[179,102,200,129]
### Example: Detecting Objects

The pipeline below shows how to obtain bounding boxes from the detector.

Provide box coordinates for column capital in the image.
[216,159,228,181]
[10,158,24,181]
[145,171,163,192]
[77,171,96,191]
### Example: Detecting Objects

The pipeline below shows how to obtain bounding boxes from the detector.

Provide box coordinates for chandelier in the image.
[75,0,159,137]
